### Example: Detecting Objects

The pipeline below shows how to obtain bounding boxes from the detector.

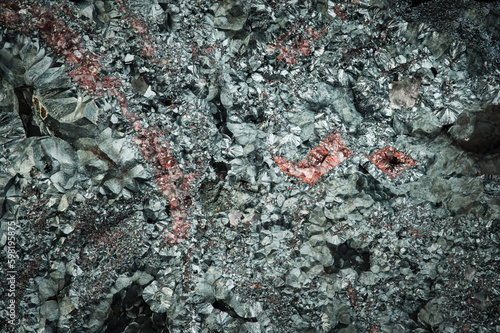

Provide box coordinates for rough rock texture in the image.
[1,0,499,332]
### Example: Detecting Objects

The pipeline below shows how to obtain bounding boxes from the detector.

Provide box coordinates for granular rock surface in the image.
[1,0,499,332]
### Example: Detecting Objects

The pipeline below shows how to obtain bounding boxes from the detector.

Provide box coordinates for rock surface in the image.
[0,0,499,332]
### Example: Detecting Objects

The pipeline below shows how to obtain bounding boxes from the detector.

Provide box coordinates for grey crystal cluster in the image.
[0,0,499,332]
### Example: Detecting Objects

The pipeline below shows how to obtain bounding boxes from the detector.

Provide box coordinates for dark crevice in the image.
[210,93,232,137]
[458,105,500,154]
[212,160,229,179]
[410,303,426,325]
[324,242,371,274]
[335,323,349,330]
[411,0,432,6]
[212,299,258,322]
[104,283,169,333]
[14,87,42,137]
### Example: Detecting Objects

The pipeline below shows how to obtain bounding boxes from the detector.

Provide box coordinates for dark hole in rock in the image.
[210,93,232,137]
[158,2,168,11]
[159,97,172,107]
[389,155,403,166]
[440,123,453,133]
[335,323,349,330]
[213,161,229,179]
[212,299,258,322]
[325,242,371,274]
[455,105,500,175]
[411,0,432,6]
[105,283,167,333]
[5,2,20,10]
[409,260,419,274]
[106,292,133,333]
[459,105,500,154]
[40,155,53,174]
[410,303,426,324]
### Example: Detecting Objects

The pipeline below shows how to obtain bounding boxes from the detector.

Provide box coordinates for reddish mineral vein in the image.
[1,2,193,245]
[134,125,195,246]
[274,132,353,184]
[363,146,417,179]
